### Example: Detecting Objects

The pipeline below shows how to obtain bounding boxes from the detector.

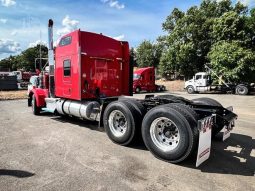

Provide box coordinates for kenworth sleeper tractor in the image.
[28,20,237,167]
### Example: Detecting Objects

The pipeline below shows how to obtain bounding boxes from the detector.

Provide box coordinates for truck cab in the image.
[133,67,156,93]
[185,72,211,93]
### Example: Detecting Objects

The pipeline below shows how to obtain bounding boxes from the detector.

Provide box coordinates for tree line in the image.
[1,0,255,83]
[132,0,255,83]
[0,44,48,72]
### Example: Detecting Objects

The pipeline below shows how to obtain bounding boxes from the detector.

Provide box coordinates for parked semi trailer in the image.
[28,20,237,167]
[133,67,165,93]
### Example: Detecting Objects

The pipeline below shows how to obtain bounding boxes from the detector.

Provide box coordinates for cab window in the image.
[133,74,141,80]
[59,36,72,46]
[195,75,202,80]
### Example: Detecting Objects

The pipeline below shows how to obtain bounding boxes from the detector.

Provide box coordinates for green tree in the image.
[136,40,161,68]
[160,0,254,79]
[0,44,48,71]
[208,41,255,83]
[212,11,245,43]
[21,44,48,71]
[129,47,137,67]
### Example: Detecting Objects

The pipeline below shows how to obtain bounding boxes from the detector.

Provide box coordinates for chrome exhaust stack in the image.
[48,19,55,97]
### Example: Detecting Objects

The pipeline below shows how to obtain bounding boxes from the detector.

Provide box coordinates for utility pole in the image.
[39,30,42,70]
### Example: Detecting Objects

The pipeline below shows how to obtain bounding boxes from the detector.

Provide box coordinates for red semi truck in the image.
[28,20,237,166]
[133,67,166,93]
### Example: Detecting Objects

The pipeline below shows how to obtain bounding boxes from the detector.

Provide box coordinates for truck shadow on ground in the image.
[50,115,105,133]
[132,133,255,176]
[0,169,35,178]
[182,133,255,176]
[45,114,255,176]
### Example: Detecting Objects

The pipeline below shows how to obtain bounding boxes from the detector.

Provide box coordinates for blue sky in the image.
[0,0,254,60]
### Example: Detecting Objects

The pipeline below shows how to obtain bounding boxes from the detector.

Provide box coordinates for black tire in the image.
[156,86,161,92]
[135,87,141,93]
[186,86,195,94]
[191,97,223,136]
[141,105,194,163]
[118,98,146,116]
[235,85,248,95]
[103,101,140,146]
[119,99,146,142]
[28,95,32,107]
[165,103,199,161]
[31,95,40,115]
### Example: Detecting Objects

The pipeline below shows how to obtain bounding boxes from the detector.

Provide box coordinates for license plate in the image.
[196,115,215,167]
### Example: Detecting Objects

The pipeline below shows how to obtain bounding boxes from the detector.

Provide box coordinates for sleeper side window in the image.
[63,60,71,76]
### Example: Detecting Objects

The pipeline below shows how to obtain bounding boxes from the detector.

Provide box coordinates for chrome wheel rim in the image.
[108,110,127,137]
[187,87,193,93]
[238,87,245,94]
[150,117,180,152]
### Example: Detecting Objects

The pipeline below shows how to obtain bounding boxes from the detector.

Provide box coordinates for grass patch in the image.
[0,90,27,100]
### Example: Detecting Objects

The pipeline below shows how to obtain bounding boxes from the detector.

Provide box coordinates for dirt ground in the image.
[0,80,185,101]
[156,80,185,92]
[0,92,254,191]
[0,90,27,100]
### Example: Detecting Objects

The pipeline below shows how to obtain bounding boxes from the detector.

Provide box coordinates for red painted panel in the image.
[55,30,81,100]
[80,32,130,99]
[32,88,48,107]
[54,30,131,100]
[120,41,131,96]
[133,67,156,92]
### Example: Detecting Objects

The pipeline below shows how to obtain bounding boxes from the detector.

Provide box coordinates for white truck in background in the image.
[185,65,255,95]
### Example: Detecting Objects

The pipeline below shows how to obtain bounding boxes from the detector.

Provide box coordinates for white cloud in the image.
[0,39,21,54]
[238,0,253,6]
[101,0,125,9]
[113,34,125,41]
[0,19,7,24]
[28,40,47,48]
[1,0,16,7]
[57,15,79,36]
[11,30,17,36]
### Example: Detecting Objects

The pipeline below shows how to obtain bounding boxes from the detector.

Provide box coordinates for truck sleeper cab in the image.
[133,67,165,93]
[28,19,238,167]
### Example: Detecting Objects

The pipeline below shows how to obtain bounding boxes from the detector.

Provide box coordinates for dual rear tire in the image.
[104,99,199,162]
[141,104,198,163]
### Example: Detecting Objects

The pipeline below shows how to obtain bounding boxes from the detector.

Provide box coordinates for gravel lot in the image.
[0,92,254,191]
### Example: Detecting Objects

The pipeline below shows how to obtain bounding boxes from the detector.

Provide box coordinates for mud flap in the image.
[196,115,215,167]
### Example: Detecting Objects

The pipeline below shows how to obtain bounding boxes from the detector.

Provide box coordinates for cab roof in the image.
[134,67,154,75]
[195,72,208,76]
